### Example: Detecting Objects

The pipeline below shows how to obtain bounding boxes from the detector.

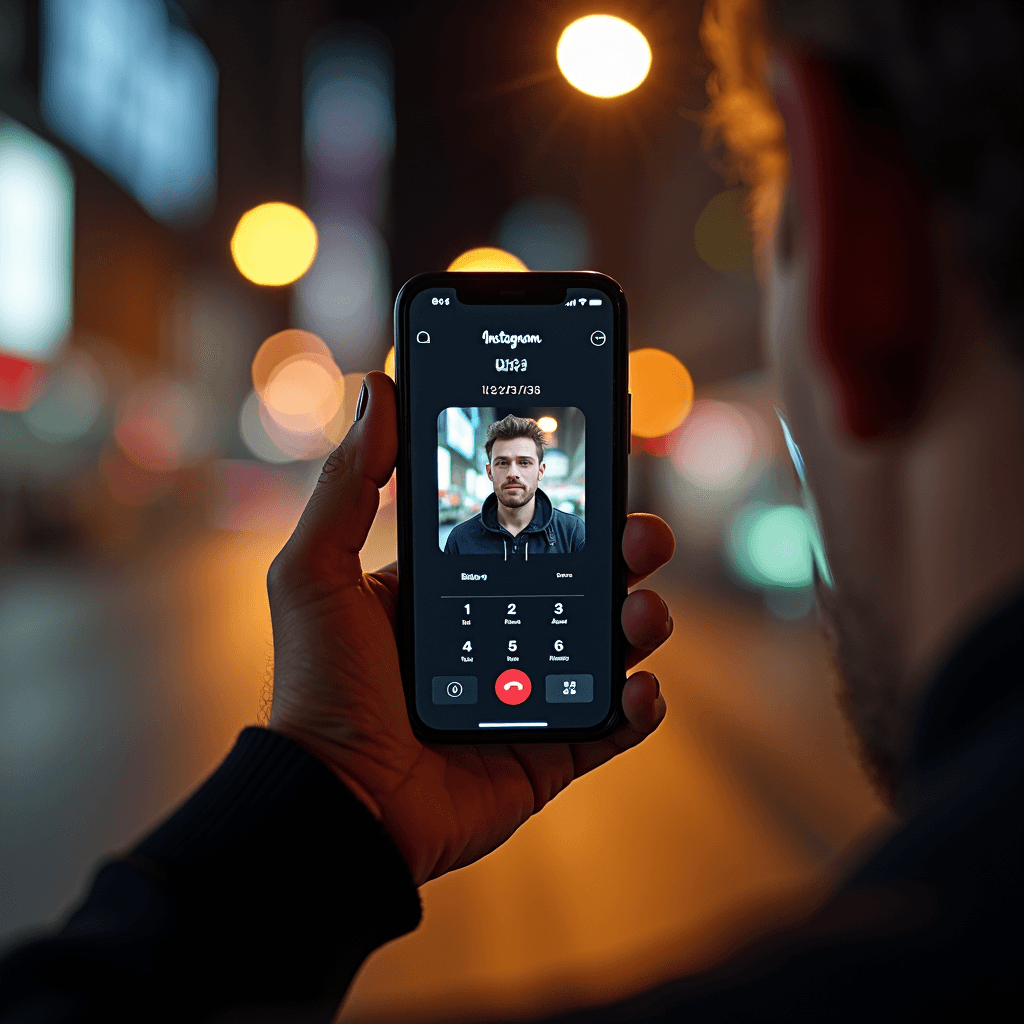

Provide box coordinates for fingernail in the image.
[354,380,368,422]
[652,674,661,699]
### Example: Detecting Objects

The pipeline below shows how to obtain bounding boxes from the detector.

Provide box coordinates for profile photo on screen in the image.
[438,407,585,557]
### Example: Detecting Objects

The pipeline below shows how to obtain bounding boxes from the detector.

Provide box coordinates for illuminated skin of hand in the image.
[268,373,675,886]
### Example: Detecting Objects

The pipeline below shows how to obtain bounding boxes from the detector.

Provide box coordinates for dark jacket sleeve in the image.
[0,727,422,1024]
[572,517,585,553]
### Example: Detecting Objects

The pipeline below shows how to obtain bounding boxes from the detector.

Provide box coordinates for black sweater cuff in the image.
[1,728,421,1024]
[131,727,422,1007]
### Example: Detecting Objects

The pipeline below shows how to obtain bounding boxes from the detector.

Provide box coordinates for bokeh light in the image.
[384,346,395,380]
[447,248,528,272]
[670,400,756,492]
[114,379,210,473]
[629,348,694,439]
[101,445,173,506]
[230,203,319,286]
[0,116,74,362]
[728,504,814,589]
[537,416,558,433]
[556,16,651,99]
[238,390,295,464]
[496,197,590,270]
[257,401,337,461]
[252,329,333,398]
[22,350,106,443]
[305,54,394,178]
[261,357,343,435]
[42,0,216,225]
[0,353,45,412]
[293,217,389,365]
[249,329,346,461]
[694,188,754,278]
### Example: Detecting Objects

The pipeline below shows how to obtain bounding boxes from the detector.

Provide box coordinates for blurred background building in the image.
[0,2,890,1021]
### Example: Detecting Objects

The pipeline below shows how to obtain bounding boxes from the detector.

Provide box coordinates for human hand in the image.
[268,372,676,885]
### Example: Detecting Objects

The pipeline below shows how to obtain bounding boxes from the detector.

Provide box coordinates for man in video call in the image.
[443,413,585,557]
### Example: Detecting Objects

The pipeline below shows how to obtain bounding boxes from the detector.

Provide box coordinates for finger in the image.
[622,588,673,661]
[569,671,666,776]
[371,561,398,597]
[282,372,397,581]
[623,514,676,588]
[366,562,400,627]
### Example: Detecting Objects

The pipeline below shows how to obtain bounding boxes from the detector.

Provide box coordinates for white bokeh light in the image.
[0,117,73,362]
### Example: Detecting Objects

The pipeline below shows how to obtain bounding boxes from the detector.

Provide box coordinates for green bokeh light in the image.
[728,504,814,589]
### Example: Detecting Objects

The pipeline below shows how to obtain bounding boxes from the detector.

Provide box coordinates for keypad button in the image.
[495,669,532,705]
[545,674,594,703]
[432,676,478,704]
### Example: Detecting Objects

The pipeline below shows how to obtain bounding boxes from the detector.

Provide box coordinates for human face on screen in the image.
[486,437,545,510]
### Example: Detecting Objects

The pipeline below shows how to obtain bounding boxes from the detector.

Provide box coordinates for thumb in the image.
[284,370,397,583]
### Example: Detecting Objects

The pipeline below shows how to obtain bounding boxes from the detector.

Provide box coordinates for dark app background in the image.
[404,282,618,734]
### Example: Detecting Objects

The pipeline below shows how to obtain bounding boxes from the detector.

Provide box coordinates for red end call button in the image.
[495,669,532,705]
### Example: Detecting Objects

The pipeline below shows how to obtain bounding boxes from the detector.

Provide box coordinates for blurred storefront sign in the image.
[295,25,393,372]
[0,116,73,372]
[41,0,217,225]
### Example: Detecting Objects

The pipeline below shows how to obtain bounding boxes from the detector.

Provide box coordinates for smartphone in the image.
[394,271,629,743]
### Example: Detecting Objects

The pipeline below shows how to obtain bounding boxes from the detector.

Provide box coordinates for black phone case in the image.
[394,271,629,743]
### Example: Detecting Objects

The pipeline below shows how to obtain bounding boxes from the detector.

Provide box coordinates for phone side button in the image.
[628,393,632,453]
[432,676,478,704]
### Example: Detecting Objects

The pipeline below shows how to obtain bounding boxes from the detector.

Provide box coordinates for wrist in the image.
[267,726,383,821]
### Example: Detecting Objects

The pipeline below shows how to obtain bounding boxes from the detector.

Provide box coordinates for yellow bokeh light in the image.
[250,328,345,458]
[252,329,332,399]
[384,346,395,380]
[694,188,754,278]
[557,15,651,98]
[263,359,342,428]
[447,247,528,272]
[537,415,558,433]
[230,203,318,286]
[629,348,694,439]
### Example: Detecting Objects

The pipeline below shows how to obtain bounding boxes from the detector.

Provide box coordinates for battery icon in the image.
[588,299,602,306]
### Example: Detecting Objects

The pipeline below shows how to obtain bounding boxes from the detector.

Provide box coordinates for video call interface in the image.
[406,285,617,733]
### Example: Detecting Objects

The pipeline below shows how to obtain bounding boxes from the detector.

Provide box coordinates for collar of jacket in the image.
[480,487,554,537]
[898,586,1023,812]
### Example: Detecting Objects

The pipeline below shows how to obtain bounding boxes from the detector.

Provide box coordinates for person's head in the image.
[703,0,1024,803]
[484,415,548,509]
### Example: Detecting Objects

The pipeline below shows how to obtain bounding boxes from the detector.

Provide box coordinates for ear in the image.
[772,52,935,439]
[538,461,545,480]
[485,463,493,481]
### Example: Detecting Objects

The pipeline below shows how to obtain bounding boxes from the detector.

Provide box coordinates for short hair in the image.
[484,415,548,463]
[701,0,1023,353]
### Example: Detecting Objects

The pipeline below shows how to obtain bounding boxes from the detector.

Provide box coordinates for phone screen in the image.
[397,273,627,741]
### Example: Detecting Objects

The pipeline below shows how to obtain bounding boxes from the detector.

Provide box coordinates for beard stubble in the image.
[814,570,915,809]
